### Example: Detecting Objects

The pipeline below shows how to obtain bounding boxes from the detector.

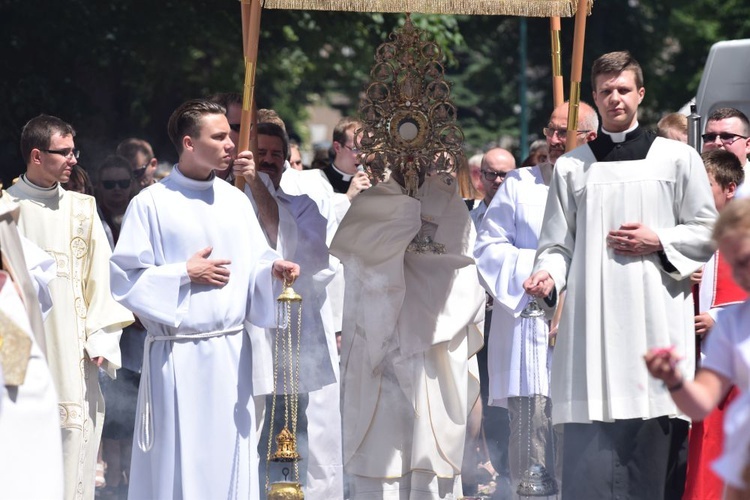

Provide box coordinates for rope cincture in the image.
[136,325,244,453]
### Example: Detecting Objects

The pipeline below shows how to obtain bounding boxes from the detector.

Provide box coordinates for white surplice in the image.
[110,167,281,500]
[330,175,484,498]
[244,173,343,499]
[534,137,717,425]
[8,177,132,500]
[475,164,553,408]
[0,194,63,499]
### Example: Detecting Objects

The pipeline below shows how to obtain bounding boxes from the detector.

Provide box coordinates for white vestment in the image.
[0,193,63,499]
[330,176,484,499]
[110,167,280,500]
[469,199,488,229]
[475,164,553,408]
[534,137,717,424]
[8,177,132,500]
[245,173,343,499]
[281,167,346,334]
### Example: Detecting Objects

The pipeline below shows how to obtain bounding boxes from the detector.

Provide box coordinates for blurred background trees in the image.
[1,0,748,185]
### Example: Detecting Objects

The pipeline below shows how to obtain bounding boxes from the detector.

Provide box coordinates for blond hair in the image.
[713,197,750,243]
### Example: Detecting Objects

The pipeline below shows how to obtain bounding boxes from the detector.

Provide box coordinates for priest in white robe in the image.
[475,102,598,491]
[330,170,484,499]
[239,121,343,499]
[524,51,717,498]
[109,99,298,500]
[0,191,64,499]
[7,115,133,500]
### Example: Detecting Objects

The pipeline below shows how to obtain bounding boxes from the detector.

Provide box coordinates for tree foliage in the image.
[2,1,748,186]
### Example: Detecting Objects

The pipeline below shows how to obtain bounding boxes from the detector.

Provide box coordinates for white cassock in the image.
[0,193,63,499]
[330,175,484,499]
[245,173,343,499]
[534,137,717,425]
[8,176,132,500]
[474,164,552,408]
[110,167,281,500]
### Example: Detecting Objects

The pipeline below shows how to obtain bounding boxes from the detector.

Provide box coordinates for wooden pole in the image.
[550,17,564,108]
[237,0,262,190]
[565,0,588,152]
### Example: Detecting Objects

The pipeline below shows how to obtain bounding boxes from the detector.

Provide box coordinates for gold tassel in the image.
[262,0,594,18]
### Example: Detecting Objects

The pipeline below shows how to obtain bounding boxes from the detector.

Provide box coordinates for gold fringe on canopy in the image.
[262,0,593,17]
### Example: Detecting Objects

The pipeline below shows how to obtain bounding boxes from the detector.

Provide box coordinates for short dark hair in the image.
[257,122,290,160]
[20,114,76,164]
[258,109,287,132]
[591,51,644,91]
[707,107,750,136]
[702,149,744,189]
[97,154,134,183]
[167,99,226,154]
[207,93,242,113]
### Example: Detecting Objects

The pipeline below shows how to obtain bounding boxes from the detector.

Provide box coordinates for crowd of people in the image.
[1,48,750,500]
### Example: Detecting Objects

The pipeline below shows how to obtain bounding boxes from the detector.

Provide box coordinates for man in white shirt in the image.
[475,101,598,493]
[702,107,750,177]
[524,51,716,498]
[236,120,344,499]
[110,99,299,499]
[8,114,133,500]
[469,148,516,229]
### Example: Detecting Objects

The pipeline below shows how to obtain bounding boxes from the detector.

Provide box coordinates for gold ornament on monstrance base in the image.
[266,279,304,500]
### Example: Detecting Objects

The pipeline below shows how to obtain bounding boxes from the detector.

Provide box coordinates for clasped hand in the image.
[607,222,662,256]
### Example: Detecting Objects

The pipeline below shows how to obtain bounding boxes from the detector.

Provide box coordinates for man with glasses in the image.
[475,101,598,494]
[469,147,515,229]
[702,107,750,177]
[323,117,371,220]
[7,114,133,500]
[524,51,717,498]
[115,138,158,192]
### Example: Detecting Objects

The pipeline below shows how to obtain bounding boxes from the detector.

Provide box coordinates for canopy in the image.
[236,0,594,191]
[262,0,592,17]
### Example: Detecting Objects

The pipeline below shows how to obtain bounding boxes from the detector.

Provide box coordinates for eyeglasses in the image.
[481,170,508,181]
[228,123,242,133]
[542,127,590,140]
[42,148,80,159]
[101,179,131,190]
[343,144,360,154]
[133,160,152,178]
[701,132,748,145]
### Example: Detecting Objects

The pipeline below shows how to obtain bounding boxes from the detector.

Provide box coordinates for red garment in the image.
[683,251,747,500]
[683,387,739,500]
[711,250,747,308]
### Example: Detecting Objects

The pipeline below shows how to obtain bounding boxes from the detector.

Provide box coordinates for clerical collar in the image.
[172,164,215,191]
[330,163,355,182]
[601,122,640,143]
[17,174,59,199]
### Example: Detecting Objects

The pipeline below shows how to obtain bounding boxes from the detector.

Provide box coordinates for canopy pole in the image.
[565,0,588,152]
[237,0,262,190]
[550,17,564,108]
